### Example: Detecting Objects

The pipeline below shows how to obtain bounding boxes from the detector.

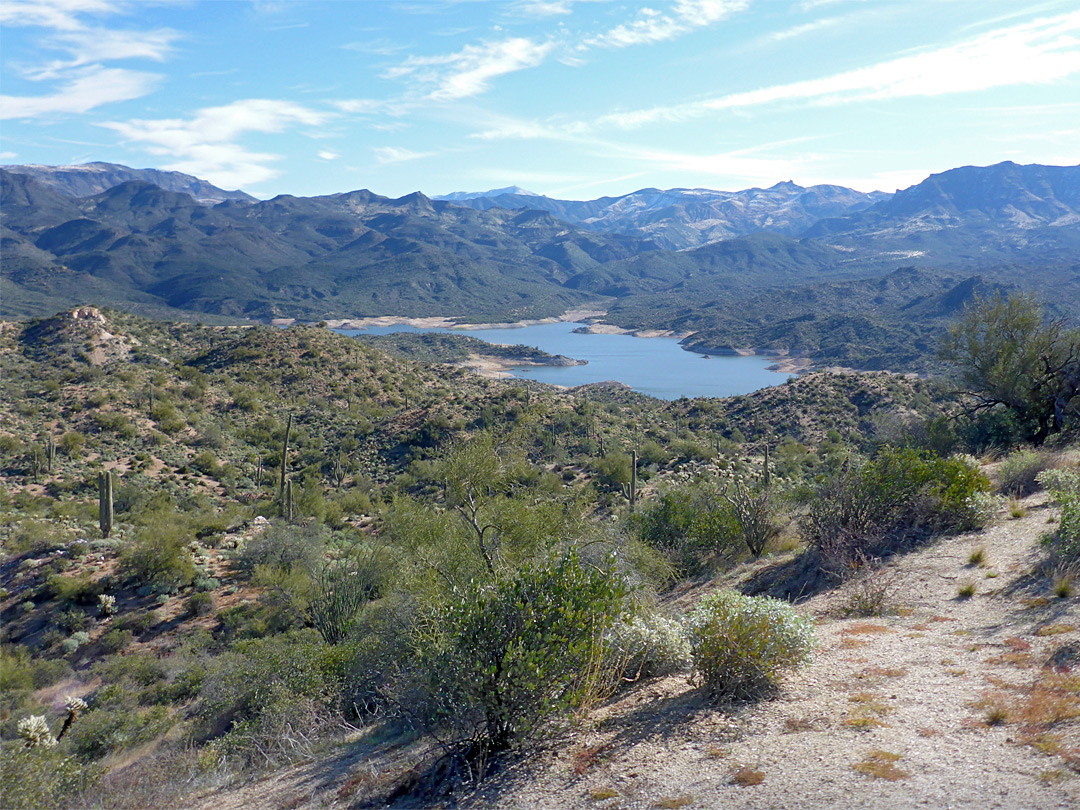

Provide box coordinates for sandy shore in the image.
[455,353,582,381]
[302,307,608,332]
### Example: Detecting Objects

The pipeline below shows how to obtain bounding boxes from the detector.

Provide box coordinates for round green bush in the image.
[686,590,814,700]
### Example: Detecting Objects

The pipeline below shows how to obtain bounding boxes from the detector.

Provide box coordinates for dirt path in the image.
[183,490,1079,810]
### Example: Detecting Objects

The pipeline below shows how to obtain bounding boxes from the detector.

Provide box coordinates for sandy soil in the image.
[307,308,609,332]
[181,486,1079,810]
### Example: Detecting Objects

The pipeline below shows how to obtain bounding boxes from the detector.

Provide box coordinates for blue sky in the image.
[2,0,1079,200]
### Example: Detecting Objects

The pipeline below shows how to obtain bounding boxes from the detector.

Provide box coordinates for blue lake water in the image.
[336,322,788,400]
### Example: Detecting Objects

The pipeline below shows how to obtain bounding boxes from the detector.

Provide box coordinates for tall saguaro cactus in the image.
[98,471,114,539]
[279,413,292,500]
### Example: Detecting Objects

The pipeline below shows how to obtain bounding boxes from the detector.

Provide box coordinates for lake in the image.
[336,322,788,400]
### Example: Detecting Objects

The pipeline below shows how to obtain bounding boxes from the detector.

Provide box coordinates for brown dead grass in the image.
[853,751,910,781]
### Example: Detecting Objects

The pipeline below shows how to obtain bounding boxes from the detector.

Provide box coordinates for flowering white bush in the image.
[686,590,814,699]
[605,614,691,681]
[17,715,57,748]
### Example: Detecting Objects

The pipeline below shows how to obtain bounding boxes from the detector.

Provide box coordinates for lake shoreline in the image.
[294,308,833,379]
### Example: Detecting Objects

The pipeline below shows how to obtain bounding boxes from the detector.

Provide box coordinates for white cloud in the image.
[0,151,18,160]
[372,146,433,164]
[26,26,180,80]
[511,1,574,17]
[103,99,331,188]
[584,0,749,48]
[586,11,1080,129]
[0,0,119,32]
[2,1,181,116]
[1,65,160,119]
[318,150,341,160]
[333,98,390,114]
[386,37,556,100]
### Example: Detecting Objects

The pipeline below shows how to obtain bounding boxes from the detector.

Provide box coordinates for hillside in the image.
[1,310,1076,810]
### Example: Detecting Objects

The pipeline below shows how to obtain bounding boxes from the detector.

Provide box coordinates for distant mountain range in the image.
[2,159,1078,370]
[2,162,256,204]
[436,182,890,250]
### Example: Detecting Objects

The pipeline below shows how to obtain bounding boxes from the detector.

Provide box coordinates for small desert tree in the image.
[940,293,1080,445]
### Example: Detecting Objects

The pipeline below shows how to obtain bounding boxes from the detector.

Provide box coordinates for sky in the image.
[1,0,1079,201]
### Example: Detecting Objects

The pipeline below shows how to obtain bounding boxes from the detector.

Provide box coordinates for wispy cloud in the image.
[102,99,331,188]
[1,65,160,119]
[342,37,409,56]
[508,0,575,17]
[1,0,179,116]
[386,36,556,100]
[317,150,340,160]
[583,10,1080,129]
[0,151,18,160]
[584,0,749,48]
[0,1,119,32]
[27,26,180,79]
[372,146,434,164]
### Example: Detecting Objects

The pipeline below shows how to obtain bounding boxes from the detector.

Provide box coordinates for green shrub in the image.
[405,550,628,752]
[0,645,70,691]
[196,630,351,767]
[998,448,1059,496]
[0,742,101,810]
[186,591,216,617]
[66,705,172,759]
[802,448,991,567]
[1038,467,1080,565]
[231,522,324,574]
[634,480,740,572]
[119,524,195,589]
[99,628,134,654]
[686,590,814,700]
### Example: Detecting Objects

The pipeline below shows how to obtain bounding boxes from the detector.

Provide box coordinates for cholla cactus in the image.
[57,696,88,741]
[17,715,57,748]
[98,593,117,616]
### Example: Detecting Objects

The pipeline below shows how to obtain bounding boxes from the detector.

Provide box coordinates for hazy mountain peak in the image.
[434,186,539,201]
[0,162,255,204]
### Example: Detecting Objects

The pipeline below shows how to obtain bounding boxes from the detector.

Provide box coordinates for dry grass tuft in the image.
[1035,624,1076,637]
[841,622,892,636]
[731,766,765,787]
[957,580,977,599]
[968,547,986,566]
[572,742,610,776]
[655,795,697,808]
[857,666,907,679]
[782,716,829,733]
[844,692,893,730]
[588,786,618,801]
[852,750,910,781]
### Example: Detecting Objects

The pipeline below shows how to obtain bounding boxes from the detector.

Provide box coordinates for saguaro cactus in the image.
[98,471,114,538]
[763,443,771,488]
[621,449,638,508]
[46,435,56,473]
[284,478,295,522]
[279,413,292,500]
